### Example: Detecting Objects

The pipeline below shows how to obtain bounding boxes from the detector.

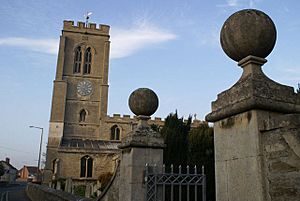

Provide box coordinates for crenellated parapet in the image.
[63,20,110,36]
[105,114,207,128]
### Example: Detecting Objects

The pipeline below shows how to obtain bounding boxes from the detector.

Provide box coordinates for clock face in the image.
[77,80,93,96]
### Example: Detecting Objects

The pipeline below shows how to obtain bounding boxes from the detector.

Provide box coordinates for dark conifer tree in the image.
[160,111,191,168]
[188,123,215,201]
[158,111,215,201]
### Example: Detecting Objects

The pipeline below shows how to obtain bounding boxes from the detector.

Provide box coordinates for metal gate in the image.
[145,164,206,201]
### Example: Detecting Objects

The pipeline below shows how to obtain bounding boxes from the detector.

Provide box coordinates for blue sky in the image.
[0,0,300,169]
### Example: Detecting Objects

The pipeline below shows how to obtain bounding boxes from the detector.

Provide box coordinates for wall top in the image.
[205,56,300,122]
[63,20,110,36]
[106,114,207,128]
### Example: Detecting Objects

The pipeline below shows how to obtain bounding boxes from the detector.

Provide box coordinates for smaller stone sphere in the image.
[220,9,277,62]
[128,88,159,116]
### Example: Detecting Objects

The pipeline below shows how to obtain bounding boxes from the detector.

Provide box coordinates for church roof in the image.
[60,139,120,151]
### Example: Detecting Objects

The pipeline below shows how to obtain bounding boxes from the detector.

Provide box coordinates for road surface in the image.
[0,182,31,201]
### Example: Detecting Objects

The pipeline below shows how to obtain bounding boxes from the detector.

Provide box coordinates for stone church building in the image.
[43,20,203,187]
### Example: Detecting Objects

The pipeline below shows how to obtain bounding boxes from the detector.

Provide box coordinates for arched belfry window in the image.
[83,47,92,74]
[74,46,82,73]
[79,109,87,122]
[111,125,120,140]
[80,155,93,178]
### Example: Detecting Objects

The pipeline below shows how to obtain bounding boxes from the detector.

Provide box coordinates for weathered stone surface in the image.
[216,156,267,201]
[26,183,93,201]
[207,57,300,201]
[128,88,159,116]
[118,94,164,201]
[206,56,300,122]
[97,160,120,201]
[221,9,276,62]
[118,147,163,201]
[261,114,300,201]
[65,178,72,193]
[213,110,269,201]
[207,8,300,201]
[119,127,164,150]
[212,101,300,201]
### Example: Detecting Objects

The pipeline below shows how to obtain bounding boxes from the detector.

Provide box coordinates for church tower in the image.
[44,21,113,184]
[50,20,110,142]
[43,20,204,188]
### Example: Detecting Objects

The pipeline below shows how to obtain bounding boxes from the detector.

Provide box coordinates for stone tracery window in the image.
[74,46,82,73]
[83,47,92,74]
[111,125,120,140]
[80,155,93,178]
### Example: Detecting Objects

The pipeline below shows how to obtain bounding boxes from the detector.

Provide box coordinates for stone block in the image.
[214,111,261,162]
[216,155,267,201]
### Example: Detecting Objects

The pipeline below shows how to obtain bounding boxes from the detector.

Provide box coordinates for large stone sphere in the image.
[128,88,159,116]
[220,9,276,62]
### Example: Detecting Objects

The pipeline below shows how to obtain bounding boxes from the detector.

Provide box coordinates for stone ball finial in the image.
[128,88,159,116]
[220,9,277,62]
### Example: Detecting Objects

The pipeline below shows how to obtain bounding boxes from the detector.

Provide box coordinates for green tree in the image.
[188,123,215,201]
[159,111,216,200]
[0,163,5,177]
[160,111,191,167]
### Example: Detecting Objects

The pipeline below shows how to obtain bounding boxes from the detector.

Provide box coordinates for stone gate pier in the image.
[206,9,300,201]
[118,88,165,201]
[97,88,165,201]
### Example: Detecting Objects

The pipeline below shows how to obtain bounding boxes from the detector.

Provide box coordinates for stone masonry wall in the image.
[101,114,206,140]
[26,183,93,201]
[96,161,120,201]
[260,114,300,201]
[55,151,116,182]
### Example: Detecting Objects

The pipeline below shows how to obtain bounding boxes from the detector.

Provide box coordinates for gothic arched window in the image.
[110,125,120,140]
[80,155,93,178]
[83,47,92,74]
[74,46,82,73]
[79,109,87,122]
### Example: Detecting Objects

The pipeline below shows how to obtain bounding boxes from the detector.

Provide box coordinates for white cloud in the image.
[110,22,177,59]
[249,0,262,8]
[0,37,59,54]
[217,0,262,8]
[217,0,239,7]
[249,0,255,7]
[227,0,239,7]
[0,22,177,59]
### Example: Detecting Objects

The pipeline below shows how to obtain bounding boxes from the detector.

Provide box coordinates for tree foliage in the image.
[188,123,214,167]
[160,111,215,201]
[160,111,191,167]
[188,123,215,201]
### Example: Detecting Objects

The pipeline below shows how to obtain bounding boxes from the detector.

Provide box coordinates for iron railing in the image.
[145,164,206,201]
